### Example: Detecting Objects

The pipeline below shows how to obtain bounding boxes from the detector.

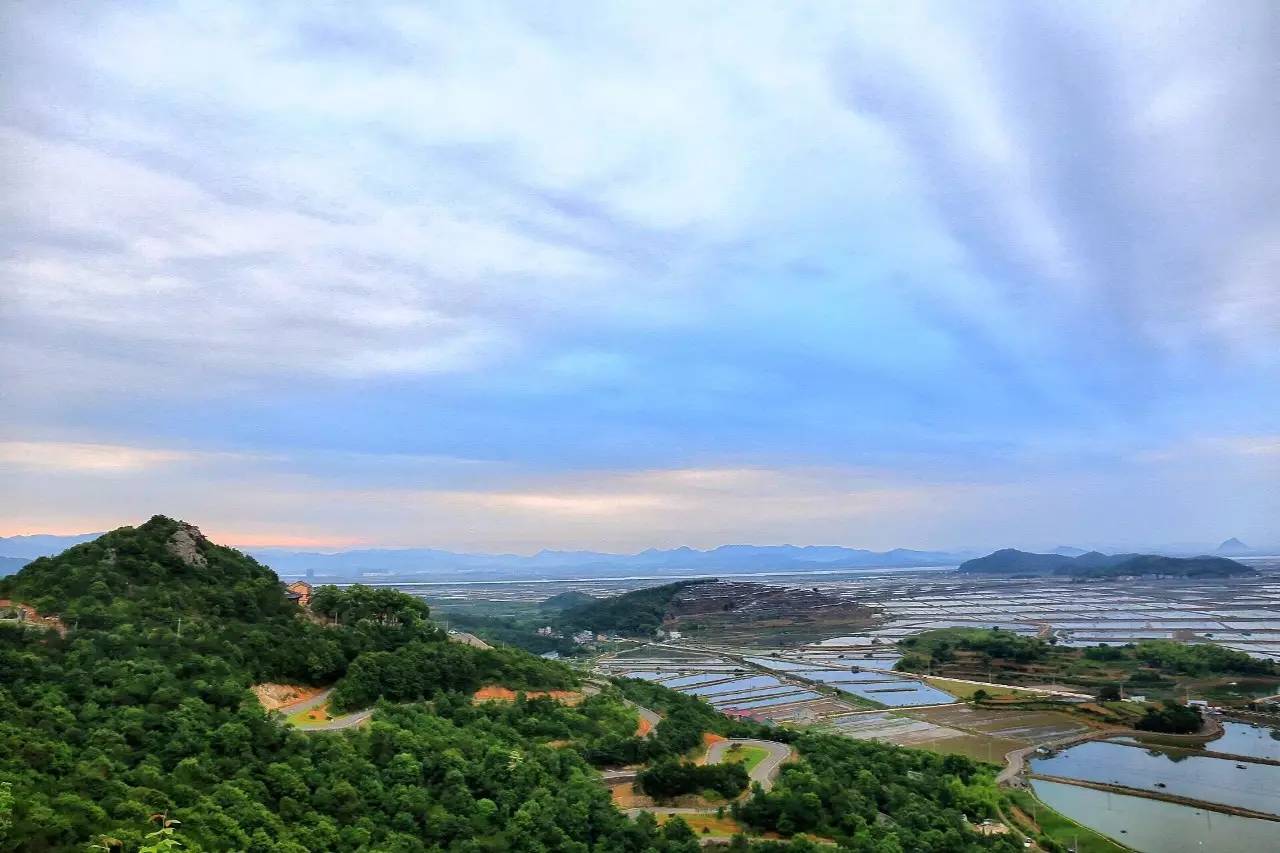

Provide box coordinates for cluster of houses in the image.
[535,625,613,645]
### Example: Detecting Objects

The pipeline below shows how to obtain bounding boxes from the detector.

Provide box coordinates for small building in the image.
[285,580,312,608]
[666,630,682,640]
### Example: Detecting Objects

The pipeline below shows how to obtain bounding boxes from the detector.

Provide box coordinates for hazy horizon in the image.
[0,522,1270,560]
[3,2,1277,551]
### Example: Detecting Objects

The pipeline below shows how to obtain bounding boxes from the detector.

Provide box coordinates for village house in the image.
[284,580,312,608]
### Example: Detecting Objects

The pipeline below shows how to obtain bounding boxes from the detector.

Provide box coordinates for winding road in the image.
[627,700,663,737]
[278,688,373,732]
[704,738,791,792]
[617,736,792,820]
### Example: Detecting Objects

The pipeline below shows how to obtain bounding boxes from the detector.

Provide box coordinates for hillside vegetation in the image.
[553,580,714,635]
[0,518,1027,852]
[897,628,1277,704]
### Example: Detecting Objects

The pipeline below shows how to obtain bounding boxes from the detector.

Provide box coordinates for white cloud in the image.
[0,441,213,473]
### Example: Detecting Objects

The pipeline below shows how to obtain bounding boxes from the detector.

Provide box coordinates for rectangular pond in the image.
[685,675,782,697]
[838,682,956,707]
[1031,778,1278,853]
[1031,740,1280,817]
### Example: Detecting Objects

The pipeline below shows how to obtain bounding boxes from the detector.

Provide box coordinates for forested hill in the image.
[0,518,618,851]
[957,547,1253,578]
[553,579,713,635]
[3,516,296,623]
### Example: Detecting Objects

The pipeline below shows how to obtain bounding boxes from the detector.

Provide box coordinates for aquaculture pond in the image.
[1031,779,1278,853]
[1030,740,1280,817]
[1206,720,1280,761]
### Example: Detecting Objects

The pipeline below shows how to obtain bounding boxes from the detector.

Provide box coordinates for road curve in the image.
[277,688,373,732]
[627,700,662,738]
[705,738,791,792]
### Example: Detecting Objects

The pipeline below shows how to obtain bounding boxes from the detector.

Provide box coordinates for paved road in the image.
[627,700,662,737]
[278,688,373,732]
[279,688,332,715]
[704,738,791,792]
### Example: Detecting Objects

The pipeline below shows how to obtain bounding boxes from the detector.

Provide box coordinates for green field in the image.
[923,675,1038,701]
[720,744,770,773]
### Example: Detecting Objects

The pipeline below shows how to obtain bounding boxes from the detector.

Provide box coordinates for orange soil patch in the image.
[635,716,654,737]
[610,782,650,809]
[0,600,65,634]
[472,685,584,705]
[651,813,744,837]
[252,683,326,711]
[300,705,329,723]
[694,732,727,764]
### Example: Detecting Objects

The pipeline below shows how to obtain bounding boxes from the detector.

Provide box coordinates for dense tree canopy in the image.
[735,733,1017,851]
[1,519,1030,852]
[637,759,748,800]
[1134,701,1203,734]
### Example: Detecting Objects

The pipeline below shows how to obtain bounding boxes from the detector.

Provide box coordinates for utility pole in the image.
[176,616,182,638]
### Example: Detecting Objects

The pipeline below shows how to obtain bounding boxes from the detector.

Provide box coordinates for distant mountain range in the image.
[0,532,100,559]
[958,548,1254,578]
[247,543,975,578]
[3,531,1272,580]
[0,533,972,578]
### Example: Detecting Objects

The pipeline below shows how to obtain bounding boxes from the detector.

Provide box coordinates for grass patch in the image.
[923,733,1025,764]
[721,744,770,773]
[923,676,1036,701]
[1005,788,1131,853]
[833,688,887,710]
[649,812,745,837]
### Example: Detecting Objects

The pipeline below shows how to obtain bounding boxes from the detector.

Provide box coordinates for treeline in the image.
[330,641,576,712]
[898,628,1049,672]
[554,580,712,636]
[439,611,579,657]
[1133,640,1277,676]
[735,732,1017,850]
[637,759,748,800]
[309,584,432,628]
[1134,700,1203,734]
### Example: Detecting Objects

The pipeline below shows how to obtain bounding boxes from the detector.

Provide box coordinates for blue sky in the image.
[1,1,1277,551]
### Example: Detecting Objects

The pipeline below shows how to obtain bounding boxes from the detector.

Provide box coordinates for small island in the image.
[957,548,1254,578]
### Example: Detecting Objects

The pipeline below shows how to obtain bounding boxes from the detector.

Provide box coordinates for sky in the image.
[1,1,1277,553]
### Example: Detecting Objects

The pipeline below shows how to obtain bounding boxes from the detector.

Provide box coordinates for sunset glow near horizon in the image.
[2,2,1277,553]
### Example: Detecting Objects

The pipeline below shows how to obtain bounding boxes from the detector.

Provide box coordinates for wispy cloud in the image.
[0,441,212,473]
